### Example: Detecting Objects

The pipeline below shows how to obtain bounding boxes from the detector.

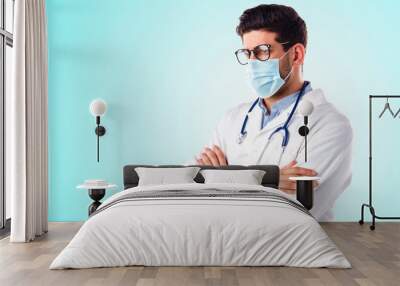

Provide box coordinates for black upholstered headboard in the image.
[123,165,280,190]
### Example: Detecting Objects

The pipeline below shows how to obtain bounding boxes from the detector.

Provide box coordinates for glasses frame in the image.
[235,41,290,65]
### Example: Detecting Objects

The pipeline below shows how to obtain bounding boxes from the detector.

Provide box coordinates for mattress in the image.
[50,183,350,269]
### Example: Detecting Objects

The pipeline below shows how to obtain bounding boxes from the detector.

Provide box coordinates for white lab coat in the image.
[208,88,353,221]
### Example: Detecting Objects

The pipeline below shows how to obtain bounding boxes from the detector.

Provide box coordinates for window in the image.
[0,0,13,234]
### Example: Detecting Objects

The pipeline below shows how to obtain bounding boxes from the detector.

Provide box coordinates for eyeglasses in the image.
[235,42,290,65]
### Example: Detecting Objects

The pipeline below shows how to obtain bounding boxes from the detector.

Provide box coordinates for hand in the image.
[279,160,319,195]
[195,145,227,166]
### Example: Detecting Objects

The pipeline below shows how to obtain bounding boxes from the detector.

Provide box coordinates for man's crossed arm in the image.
[195,145,318,194]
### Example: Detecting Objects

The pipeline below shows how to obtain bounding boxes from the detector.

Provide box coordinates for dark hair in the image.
[236,4,307,51]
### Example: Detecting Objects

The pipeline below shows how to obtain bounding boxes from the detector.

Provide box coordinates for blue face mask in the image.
[246,52,292,98]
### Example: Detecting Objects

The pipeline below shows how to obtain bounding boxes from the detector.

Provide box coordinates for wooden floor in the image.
[0,222,399,286]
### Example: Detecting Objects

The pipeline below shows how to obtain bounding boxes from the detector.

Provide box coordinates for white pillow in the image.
[135,167,200,186]
[200,169,266,185]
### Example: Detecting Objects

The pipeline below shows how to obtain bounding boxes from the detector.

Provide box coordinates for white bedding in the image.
[50,183,350,269]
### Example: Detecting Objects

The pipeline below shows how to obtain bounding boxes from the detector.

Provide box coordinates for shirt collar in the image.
[257,83,313,115]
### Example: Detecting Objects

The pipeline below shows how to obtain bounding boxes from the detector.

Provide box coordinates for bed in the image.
[50,165,350,269]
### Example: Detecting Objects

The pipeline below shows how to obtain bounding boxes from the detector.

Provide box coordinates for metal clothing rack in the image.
[359,95,400,230]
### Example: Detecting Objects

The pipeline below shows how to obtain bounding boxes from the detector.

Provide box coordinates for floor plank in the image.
[0,222,399,286]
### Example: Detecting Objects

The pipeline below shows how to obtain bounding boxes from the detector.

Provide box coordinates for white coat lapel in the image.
[241,107,285,165]
[245,107,262,140]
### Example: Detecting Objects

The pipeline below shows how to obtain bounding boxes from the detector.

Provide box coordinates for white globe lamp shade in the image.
[89,99,107,117]
[298,100,314,116]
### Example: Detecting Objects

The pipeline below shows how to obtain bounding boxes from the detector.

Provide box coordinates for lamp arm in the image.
[304,131,307,162]
[304,115,308,162]
[96,116,100,162]
[298,116,310,163]
[97,126,100,162]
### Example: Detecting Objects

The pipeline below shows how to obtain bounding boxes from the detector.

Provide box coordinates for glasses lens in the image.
[254,45,270,61]
[236,49,250,65]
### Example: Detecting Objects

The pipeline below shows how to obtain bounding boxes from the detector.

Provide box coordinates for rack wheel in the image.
[358,220,364,225]
[370,225,375,231]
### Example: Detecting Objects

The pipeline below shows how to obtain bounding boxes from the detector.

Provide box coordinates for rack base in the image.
[359,203,400,231]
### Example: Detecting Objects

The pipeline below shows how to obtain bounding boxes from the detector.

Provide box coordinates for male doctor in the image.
[195,4,353,221]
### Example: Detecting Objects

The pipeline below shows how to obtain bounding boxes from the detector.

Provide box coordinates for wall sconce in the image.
[89,99,107,162]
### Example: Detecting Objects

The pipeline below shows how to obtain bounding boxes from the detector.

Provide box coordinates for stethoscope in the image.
[237,81,310,149]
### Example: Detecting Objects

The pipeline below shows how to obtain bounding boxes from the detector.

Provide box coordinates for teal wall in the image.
[47,0,400,221]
